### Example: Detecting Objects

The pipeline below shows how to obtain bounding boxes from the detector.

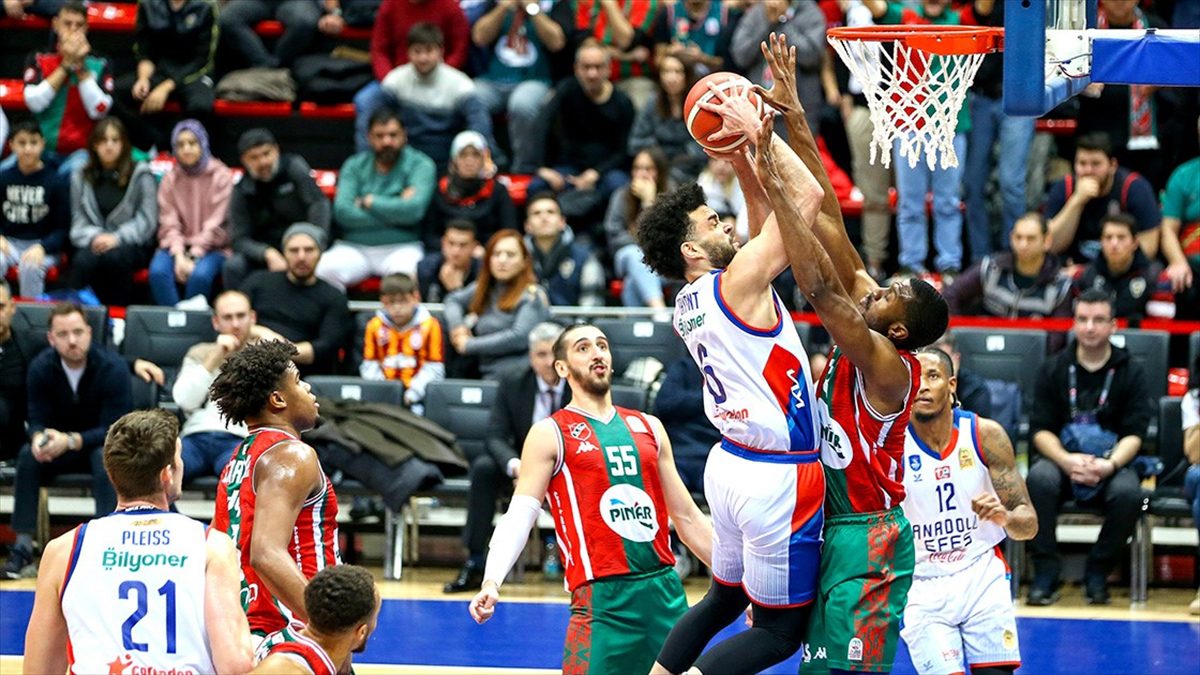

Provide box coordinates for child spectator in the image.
[1,120,69,298]
[360,273,445,412]
[148,119,233,306]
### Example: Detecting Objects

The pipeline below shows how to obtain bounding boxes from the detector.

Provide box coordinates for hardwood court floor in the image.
[1,568,1197,674]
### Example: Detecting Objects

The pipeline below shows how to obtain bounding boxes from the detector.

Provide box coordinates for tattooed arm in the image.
[972,418,1038,541]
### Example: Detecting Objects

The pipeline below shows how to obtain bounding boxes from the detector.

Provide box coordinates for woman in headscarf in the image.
[148,119,234,306]
[423,130,517,251]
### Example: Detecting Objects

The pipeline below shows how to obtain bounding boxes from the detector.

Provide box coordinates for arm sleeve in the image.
[482,495,543,587]
[171,354,217,415]
[229,188,269,262]
[112,170,159,246]
[157,172,185,253]
[464,289,551,356]
[77,70,113,121]
[69,171,103,249]
[81,357,133,449]
[363,153,436,227]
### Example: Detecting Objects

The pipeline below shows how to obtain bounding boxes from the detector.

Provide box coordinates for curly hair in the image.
[209,340,299,426]
[897,279,949,351]
[304,565,377,635]
[635,182,707,281]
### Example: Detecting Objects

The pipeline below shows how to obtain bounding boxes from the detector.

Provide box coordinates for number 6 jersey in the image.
[60,509,212,674]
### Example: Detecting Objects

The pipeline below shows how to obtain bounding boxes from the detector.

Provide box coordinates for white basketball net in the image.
[828,36,986,171]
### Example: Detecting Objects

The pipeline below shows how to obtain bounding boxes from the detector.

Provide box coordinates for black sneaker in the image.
[2,545,33,580]
[1085,575,1111,605]
[443,560,483,594]
[1027,575,1061,606]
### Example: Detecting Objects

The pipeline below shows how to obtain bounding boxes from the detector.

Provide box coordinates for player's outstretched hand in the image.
[971,493,1009,528]
[698,80,763,144]
[756,32,801,116]
[469,582,500,624]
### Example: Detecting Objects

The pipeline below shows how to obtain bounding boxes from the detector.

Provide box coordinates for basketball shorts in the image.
[803,506,914,674]
[704,440,825,607]
[563,566,687,675]
[901,548,1021,674]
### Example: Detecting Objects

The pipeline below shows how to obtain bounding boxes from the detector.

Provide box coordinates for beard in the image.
[700,238,736,269]
[375,147,399,166]
[912,409,939,424]
[568,362,611,397]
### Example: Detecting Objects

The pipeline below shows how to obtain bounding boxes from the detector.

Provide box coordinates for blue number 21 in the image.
[697,343,727,404]
[120,580,177,654]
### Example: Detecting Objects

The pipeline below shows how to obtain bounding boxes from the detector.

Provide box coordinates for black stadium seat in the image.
[307,376,404,406]
[952,328,1048,409]
[12,303,109,359]
[423,379,499,461]
[594,318,685,377]
[121,305,216,372]
[1112,330,1170,401]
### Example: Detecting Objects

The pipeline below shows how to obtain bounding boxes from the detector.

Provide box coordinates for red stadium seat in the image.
[213,100,293,118]
[0,80,26,111]
[298,102,356,120]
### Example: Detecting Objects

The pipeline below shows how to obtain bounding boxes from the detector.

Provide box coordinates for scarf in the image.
[440,174,494,206]
[1097,9,1158,151]
[171,118,211,176]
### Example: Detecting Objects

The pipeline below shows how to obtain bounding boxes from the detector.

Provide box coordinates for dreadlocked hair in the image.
[209,340,299,425]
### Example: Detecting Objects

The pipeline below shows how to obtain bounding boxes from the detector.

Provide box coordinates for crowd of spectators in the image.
[1,0,1198,603]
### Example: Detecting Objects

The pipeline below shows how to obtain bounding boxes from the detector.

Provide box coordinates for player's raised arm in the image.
[205,529,254,674]
[249,441,325,624]
[974,418,1038,541]
[755,118,913,409]
[755,33,873,301]
[22,533,70,675]
[469,419,559,624]
[648,415,712,568]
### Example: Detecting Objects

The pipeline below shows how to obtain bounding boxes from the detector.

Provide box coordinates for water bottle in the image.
[543,535,563,580]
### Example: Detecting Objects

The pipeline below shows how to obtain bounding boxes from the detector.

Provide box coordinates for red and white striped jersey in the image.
[212,427,340,635]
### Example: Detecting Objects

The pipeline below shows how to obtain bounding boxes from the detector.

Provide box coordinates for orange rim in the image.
[827,25,1004,56]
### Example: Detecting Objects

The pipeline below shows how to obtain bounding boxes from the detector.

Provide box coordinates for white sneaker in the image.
[175,295,210,311]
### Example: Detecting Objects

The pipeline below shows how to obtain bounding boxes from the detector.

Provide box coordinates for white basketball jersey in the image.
[901,410,1007,578]
[673,270,819,453]
[61,509,213,675]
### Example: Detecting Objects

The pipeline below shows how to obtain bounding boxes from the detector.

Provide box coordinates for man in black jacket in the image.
[1026,288,1153,606]
[224,129,332,289]
[1074,214,1156,322]
[444,321,567,593]
[0,282,27,460]
[3,302,132,578]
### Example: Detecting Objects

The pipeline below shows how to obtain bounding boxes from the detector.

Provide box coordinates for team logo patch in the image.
[409,331,424,351]
[569,423,591,441]
[847,637,864,662]
[1003,629,1016,650]
[599,484,658,542]
[935,466,951,481]
[959,446,975,470]
[909,455,922,472]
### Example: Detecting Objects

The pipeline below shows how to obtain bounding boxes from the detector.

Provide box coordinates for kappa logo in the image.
[569,423,591,441]
[935,466,951,481]
[576,441,598,455]
[847,637,864,662]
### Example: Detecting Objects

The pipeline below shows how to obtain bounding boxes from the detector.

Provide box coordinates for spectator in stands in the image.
[730,0,826,133]
[652,0,740,77]
[360,273,444,412]
[930,330,992,419]
[962,0,1033,262]
[603,147,668,308]
[356,0,469,153]
[3,302,132,579]
[1045,132,1162,264]
[172,290,283,482]
[318,110,435,290]
[470,0,569,173]
[653,354,718,494]
[444,321,566,593]
[4,0,65,20]
[873,0,968,281]
[416,218,480,303]
[1074,214,1155,322]
[1182,354,1199,615]
[1,121,69,299]
[68,117,157,307]
[372,23,494,165]
[0,281,25,461]
[219,0,345,71]
[117,0,218,151]
[943,212,1074,319]
[15,0,113,178]
[225,128,331,289]
[627,54,706,184]
[443,229,550,379]
[527,40,634,232]
[241,224,353,376]
[1026,288,1152,606]
[1160,118,1200,320]
[148,119,233,307]
[523,192,605,307]
[569,0,660,110]
[695,155,748,240]
[424,130,516,251]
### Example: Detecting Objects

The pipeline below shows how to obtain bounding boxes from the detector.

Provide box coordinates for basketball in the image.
[684,72,763,153]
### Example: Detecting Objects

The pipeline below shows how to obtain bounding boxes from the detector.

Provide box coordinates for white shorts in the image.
[703,441,824,607]
[901,549,1021,674]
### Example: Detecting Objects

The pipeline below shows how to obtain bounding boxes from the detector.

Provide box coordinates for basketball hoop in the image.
[827,25,1003,170]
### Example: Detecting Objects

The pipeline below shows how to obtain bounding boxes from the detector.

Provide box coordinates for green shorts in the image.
[563,566,688,675]
[803,507,915,673]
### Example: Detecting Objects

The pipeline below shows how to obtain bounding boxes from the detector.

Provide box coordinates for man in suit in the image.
[445,321,567,593]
